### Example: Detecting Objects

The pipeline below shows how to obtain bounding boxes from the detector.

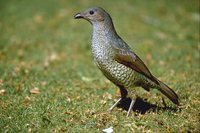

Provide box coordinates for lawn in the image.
[0,0,199,132]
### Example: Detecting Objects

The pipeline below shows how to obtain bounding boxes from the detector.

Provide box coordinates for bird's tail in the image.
[156,79,179,105]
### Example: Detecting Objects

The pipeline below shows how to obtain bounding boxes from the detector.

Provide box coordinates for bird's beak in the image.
[74,13,84,19]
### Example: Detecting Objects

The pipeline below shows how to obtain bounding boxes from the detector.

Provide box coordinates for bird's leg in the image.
[108,97,122,112]
[127,91,137,117]
[108,85,127,112]
[127,99,136,117]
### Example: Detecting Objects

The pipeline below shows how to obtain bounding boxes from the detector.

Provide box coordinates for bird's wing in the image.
[112,43,159,85]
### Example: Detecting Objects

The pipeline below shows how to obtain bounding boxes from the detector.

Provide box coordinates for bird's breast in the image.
[91,36,138,87]
[91,41,112,67]
[91,32,114,64]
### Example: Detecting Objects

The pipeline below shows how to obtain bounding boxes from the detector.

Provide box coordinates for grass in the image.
[0,0,199,132]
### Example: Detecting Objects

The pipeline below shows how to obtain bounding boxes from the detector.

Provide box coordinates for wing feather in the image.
[113,46,159,85]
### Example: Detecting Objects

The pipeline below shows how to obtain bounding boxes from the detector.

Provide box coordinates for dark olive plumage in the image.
[74,7,179,116]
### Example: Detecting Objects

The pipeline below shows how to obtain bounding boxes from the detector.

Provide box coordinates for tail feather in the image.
[156,79,179,105]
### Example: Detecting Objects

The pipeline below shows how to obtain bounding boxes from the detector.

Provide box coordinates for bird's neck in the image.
[91,21,117,62]
[92,21,118,38]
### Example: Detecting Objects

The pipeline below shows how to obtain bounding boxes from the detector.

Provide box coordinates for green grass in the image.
[0,0,199,132]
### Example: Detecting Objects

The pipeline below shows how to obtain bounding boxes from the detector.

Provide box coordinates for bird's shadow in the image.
[117,97,178,114]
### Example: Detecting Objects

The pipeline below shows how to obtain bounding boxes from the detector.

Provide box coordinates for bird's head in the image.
[74,7,111,25]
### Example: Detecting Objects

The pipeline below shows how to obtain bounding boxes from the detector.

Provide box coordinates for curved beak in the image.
[74,13,84,19]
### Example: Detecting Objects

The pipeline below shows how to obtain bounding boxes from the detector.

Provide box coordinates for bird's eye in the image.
[89,10,94,15]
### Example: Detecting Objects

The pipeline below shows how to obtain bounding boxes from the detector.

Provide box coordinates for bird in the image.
[74,7,179,116]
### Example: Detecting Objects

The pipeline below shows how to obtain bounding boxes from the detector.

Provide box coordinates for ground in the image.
[0,0,199,132]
